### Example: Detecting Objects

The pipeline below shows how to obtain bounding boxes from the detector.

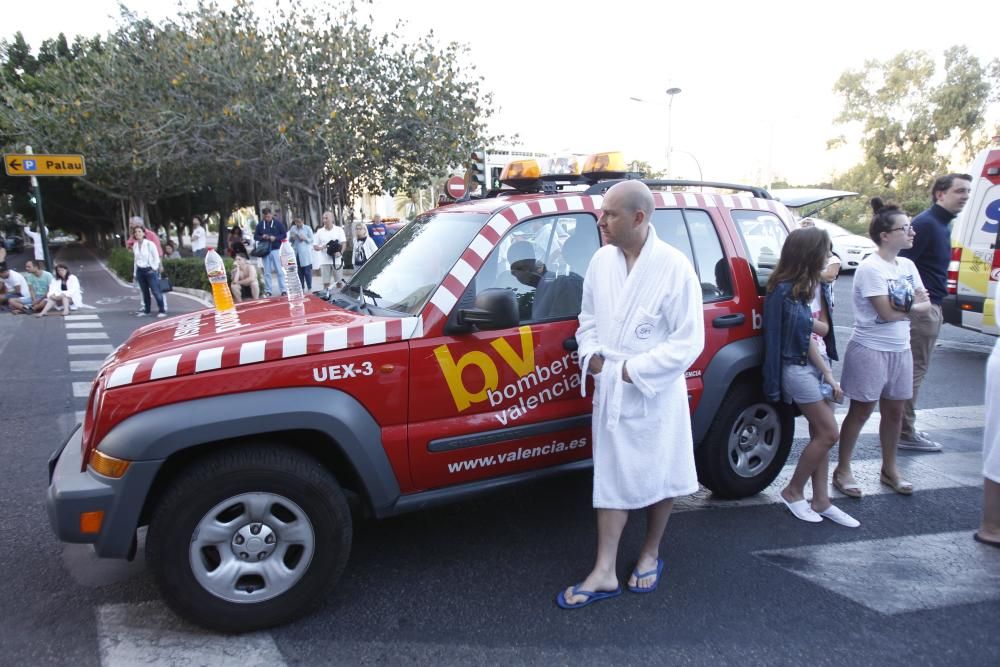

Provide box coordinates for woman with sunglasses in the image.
[832,198,931,498]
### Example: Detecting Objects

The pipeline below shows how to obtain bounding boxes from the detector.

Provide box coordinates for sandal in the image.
[879,471,914,495]
[832,471,862,498]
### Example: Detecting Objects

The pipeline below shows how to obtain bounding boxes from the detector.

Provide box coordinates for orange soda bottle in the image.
[205,247,235,312]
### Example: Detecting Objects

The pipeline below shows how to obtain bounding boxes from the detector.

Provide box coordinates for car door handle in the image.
[563,336,578,351]
[712,314,745,328]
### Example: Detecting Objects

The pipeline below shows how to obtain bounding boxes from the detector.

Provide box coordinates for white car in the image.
[811,219,876,271]
[769,188,875,272]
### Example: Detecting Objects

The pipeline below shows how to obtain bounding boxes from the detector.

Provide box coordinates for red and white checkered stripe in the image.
[104,316,423,389]
[650,191,793,224]
[419,195,605,331]
[418,191,792,331]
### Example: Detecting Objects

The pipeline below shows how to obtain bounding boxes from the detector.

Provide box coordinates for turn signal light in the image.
[581,151,627,178]
[80,511,105,534]
[89,450,131,478]
[500,159,542,182]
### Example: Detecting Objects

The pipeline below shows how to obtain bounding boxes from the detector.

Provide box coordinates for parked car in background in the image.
[811,219,876,272]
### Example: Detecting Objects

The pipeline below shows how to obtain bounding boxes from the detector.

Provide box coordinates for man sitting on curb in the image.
[1,263,33,314]
[22,260,53,313]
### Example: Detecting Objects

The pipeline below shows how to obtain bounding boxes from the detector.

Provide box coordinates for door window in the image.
[474,214,599,322]
[651,208,732,301]
[730,210,789,294]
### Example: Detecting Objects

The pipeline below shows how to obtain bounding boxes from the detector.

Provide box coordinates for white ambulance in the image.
[944,139,1000,336]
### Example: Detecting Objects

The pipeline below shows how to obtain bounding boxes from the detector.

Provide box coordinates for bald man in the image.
[558,181,705,609]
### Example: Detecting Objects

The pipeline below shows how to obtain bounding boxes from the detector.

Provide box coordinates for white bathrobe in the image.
[577,226,705,509]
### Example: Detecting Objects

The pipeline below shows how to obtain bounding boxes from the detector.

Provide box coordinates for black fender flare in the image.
[98,387,402,515]
[691,337,763,444]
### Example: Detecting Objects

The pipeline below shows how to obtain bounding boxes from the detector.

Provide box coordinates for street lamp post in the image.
[665,87,682,179]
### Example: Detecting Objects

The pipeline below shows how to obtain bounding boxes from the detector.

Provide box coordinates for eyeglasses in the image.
[890,225,913,233]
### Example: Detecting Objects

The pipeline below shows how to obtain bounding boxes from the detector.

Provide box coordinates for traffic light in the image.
[470,149,486,196]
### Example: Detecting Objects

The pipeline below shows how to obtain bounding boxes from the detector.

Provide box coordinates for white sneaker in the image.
[898,433,943,452]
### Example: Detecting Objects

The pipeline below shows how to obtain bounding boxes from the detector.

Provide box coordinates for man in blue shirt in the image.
[898,173,972,451]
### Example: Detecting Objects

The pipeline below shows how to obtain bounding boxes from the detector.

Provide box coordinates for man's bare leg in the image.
[628,497,674,589]
[562,508,628,604]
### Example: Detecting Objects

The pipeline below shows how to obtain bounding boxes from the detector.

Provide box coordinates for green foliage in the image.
[0,0,495,231]
[162,257,234,292]
[107,247,134,282]
[829,46,999,226]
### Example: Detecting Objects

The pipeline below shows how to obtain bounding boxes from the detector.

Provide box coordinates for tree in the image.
[0,0,494,236]
[829,45,999,224]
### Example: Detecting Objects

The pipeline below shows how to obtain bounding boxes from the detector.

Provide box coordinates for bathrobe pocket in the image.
[622,307,663,353]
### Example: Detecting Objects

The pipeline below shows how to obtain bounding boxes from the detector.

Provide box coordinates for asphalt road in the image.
[0,248,996,666]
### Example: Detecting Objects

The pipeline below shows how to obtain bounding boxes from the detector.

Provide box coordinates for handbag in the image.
[251,240,271,258]
[158,275,173,293]
[326,239,343,258]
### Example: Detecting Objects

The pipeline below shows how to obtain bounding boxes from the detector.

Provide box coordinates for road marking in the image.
[65,314,99,321]
[73,382,92,398]
[71,359,103,372]
[65,322,104,329]
[97,602,287,667]
[67,332,109,340]
[675,451,983,513]
[795,404,984,440]
[755,530,1000,615]
[75,410,86,423]
[69,345,114,355]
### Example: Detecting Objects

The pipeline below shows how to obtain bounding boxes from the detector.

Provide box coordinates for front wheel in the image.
[146,445,351,632]
[695,381,794,499]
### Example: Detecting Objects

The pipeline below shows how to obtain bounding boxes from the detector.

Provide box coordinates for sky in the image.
[4,0,999,186]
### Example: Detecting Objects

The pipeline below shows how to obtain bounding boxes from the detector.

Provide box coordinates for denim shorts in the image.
[781,357,827,405]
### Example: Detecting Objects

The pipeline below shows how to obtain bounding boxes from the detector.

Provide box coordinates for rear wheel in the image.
[146,445,351,632]
[695,381,793,499]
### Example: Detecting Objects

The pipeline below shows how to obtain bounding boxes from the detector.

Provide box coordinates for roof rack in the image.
[584,179,772,199]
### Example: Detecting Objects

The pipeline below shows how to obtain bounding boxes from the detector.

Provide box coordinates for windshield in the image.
[344,212,486,315]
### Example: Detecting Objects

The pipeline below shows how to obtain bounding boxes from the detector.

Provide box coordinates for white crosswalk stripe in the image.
[97,603,286,667]
[67,332,109,340]
[69,344,114,355]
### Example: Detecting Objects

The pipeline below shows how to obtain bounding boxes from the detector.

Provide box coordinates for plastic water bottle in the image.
[279,240,304,302]
[204,248,234,312]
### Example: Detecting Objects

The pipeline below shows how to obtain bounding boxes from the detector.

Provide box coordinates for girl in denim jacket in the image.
[763,227,858,527]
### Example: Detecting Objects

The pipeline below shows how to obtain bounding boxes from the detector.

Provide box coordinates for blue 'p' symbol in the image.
[983,199,1000,235]
[23,159,37,171]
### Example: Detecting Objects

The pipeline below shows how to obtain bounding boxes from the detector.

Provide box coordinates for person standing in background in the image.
[313,211,345,296]
[23,223,47,269]
[288,217,314,292]
[190,216,207,258]
[352,222,378,269]
[254,208,287,296]
[976,338,1000,548]
[896,174,972,452]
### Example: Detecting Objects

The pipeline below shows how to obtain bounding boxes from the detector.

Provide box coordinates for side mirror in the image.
[458,288,519,330]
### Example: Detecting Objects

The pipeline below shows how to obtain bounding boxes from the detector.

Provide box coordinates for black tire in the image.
[695,381,794,499]
[146,445,351,633]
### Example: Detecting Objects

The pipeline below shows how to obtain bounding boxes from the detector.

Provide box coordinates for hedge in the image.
[108,247,235,292]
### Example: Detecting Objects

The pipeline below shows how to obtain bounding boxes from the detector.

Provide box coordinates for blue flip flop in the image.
[556,584,622,609]
[627,558,664,593]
